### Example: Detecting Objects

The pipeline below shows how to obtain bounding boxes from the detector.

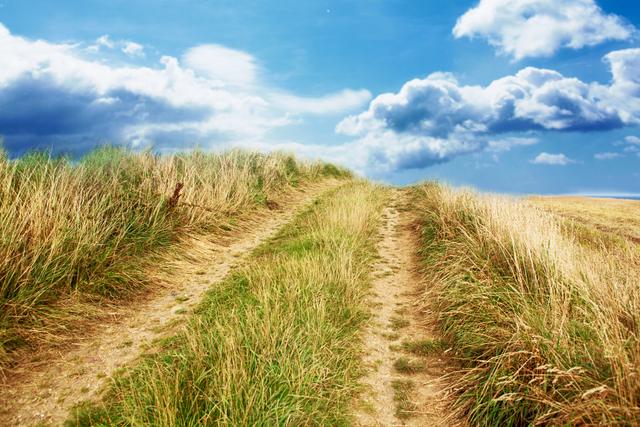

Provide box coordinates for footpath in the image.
[0,180,341,426]
[353,189,458,427]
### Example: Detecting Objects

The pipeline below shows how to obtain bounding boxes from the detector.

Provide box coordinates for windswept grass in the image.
[68,181,387,426]
[0,142,351,369]
[413,182,640,426]
[529,195,640,244]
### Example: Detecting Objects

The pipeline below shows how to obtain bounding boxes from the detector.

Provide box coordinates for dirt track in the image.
[0,180,341,426]
[353,189,457,427]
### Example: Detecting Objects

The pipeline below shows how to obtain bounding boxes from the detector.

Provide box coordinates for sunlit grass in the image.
[529,195,640,245]
[68,181,388,426]
[0,141,352,368]
[413,182,640,426]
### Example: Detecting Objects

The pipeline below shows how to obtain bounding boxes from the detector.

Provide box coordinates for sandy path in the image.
[353,189,458,427]
[0,180,342,427]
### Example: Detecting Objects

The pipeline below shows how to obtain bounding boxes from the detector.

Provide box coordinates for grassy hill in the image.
[0,144,351,370]
[412,184,640,425]
[1,146,638,426]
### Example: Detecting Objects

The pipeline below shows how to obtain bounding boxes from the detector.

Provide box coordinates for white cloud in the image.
[243,132,486,175]
[624,146,638,152]
[269,89,372,114]
[337,64,637,141]
[530,152,576,165]
[594,152,624,160]
[339,131,485,172]
[0,24,369,155]
[487,136,539,152]
[335,52,640,172]
[183,44,257,87]
[626,136,640,144]
[453,0,636,60]
[97,35,114,48]
[87,36,147,57]
[122,41,144,57]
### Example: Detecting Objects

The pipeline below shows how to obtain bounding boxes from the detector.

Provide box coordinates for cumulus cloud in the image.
[183,45,257,87]
[530,152,575,165]
[270,89,372,114]
[97,35,114,48]
[0,23,369,157]
[179,45,370,113]
[239,134,483,175]
[453,0,636,60]
[487,136,539,151]
[248,134,534,177]
[87,35,131,54]
[624,146,638,152]
[335,49,640,173]
[122,41,144,57]
[627,136,640,144]
[594,152,624,160]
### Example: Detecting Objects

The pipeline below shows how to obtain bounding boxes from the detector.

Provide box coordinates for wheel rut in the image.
[0,180,343,427]
[353,189,459,427]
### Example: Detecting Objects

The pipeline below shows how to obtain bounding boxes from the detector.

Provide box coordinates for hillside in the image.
[413,184,639,425]
[0,148,638,426]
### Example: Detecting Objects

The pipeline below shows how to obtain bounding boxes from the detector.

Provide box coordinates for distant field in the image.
[528,195,640,244]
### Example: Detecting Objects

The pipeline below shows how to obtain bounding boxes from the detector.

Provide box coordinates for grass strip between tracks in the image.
[69,181,387,426]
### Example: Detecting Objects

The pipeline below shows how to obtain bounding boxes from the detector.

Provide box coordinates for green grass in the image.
[116,340,133,349]
[391,379,416,420]
[0,142,352,369]
[67,181,387,426]
[389,317,410,330]
[401,339,447,356]
[393,357,425,374]
[381,332,400,341]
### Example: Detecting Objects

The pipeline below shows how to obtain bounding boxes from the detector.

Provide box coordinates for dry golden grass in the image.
[414,183,640,426]
[529,195,640,244]
[68,181,388,426]
[0,143,351,370]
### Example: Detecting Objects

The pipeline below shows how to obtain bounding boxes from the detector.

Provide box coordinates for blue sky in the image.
[1,0,639,195]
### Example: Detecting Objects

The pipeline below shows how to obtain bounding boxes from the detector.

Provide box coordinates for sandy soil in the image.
[0,180,342,427]
[352,189,459,427]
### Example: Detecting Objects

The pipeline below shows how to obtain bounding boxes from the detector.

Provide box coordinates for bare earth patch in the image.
[0,180,342,426]
[353,189,459,427]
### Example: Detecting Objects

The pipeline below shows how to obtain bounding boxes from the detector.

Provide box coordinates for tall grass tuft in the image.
[0,142,352,368]
[413,182,640,426]
[69,181,386,426]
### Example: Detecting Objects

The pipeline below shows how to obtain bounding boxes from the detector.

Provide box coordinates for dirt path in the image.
[0,180,342,427]
[353,189,458,427]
